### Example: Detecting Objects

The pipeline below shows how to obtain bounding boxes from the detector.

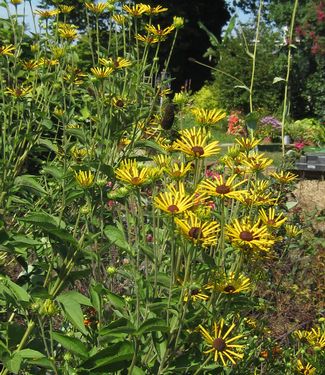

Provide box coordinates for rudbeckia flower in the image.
[173,127,220,158]
[115,159,151,186]
[226,219,274,252]
[206,273,251,294]
[199,319,245,366]
[175,212,219,246]
[197,175,247,201]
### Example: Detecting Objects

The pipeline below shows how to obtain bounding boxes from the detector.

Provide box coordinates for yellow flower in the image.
[293,329,311,343]
[99,57,132,70]
[38,58,59,66]
[165,161,192,179]
[285,224,303,238]
[175,212,219,246]
[153,154,171,168]
[206,273,251,294]
[173,16,185,29]
[173,92,189,105]
[238,190,278,207]
[242,152,273,172]
[251,180,270,193]
[90,66,114,78]
[112,14,126,25]
[34,9,60,18]
[11,0,22,5]
[0,44,15,56]
[64,67,86,85]
[296,359,316,375]
[5,86,32,98]
[135,34,159,44]
[270,170,298,184]
[143,5,168,15]
[21,59,41,70]
[307,326,325,349]
[58,5,75,14]
[115,159,150,186]
[197,175,246,200]
[75,170,95,188]
[58,24,78,40]
[85,2,107,14]
[123,3,147,17]
[192,108,227,126]
[71,146,88,161]
[236,136,261,152]
[183,287,209,302]
[154,182,194,215]
[155,137,176,152]
[144,24,175,40]
[173,127,220,158]
[112,96,128,109]
[226,219,274,252]
[199,319,245,365]
[259,207,287,228]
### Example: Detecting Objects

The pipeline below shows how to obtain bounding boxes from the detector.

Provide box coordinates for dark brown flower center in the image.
[191,146,204,157]
[168,204,179,213]
[223,285,236,293]
[215,184,231,194]
[239,231,254,241]
[213,338,227,351]
[131,177,141,185]
[267,219,275,225]
[115,99,124,107]
[190,288,199,296]
[188,226,203,239]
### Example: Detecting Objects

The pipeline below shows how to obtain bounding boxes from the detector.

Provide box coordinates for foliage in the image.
[286,118,325,145]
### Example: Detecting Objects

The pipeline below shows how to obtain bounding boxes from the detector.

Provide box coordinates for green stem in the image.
[281,0,299,156]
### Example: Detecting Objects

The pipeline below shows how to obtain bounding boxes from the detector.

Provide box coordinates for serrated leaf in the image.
[14,175,47,196]
[52,332,89,359]
[10,235,42,247]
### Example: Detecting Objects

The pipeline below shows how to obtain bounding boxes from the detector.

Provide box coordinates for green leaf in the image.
[42,166,64,180]
[66,128,86,143]
[106,291,125,311]
[79,342,133,372]
[57,291,92,307]
[234,85,250,92]
[6,279,30,302]
[57,298,88,335]
[198,21,219,48]
[21,212,66,229]
[133,366,146,375]
[273,76,286,84]
[104,225,133,255]
[6,353,22,374]
[10,235,42,247]
[136,318,169,336]
[18,349,45,360]
[135,140,166,154]
[37,138,58,153]
[52,332,89,359]
[14,175,47,196]
[80,106,90,119]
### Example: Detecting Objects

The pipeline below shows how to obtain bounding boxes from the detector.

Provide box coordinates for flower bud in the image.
[173,16,184,29]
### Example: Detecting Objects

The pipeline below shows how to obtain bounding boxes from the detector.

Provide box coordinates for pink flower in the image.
[294,141,305,150]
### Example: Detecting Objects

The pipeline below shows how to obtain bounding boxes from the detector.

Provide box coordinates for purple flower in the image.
[260,116,282,129]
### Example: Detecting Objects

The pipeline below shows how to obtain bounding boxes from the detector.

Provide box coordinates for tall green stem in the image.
[281,0,299,156]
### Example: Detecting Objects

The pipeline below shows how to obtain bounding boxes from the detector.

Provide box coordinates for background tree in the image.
[136,0,230,91]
